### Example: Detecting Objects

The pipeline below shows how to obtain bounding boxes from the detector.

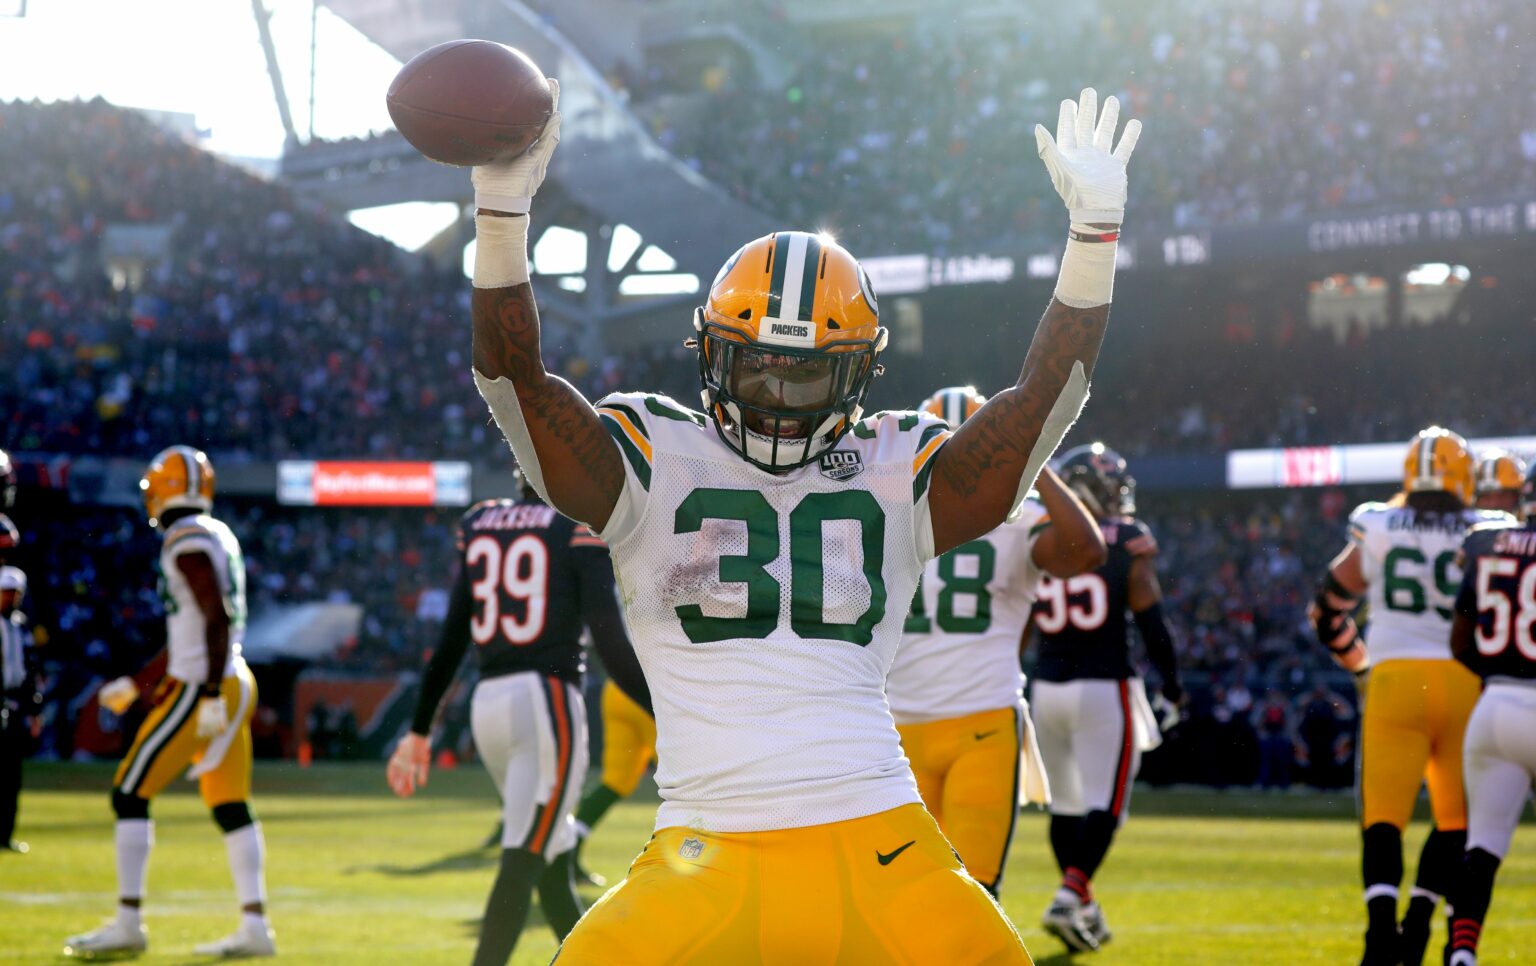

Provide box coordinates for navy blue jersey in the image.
[452,498,611,683]
[1455,519,1536,682]
[1031,518,1157,682]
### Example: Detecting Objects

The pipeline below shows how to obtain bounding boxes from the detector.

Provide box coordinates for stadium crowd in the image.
[634,0,1536,251]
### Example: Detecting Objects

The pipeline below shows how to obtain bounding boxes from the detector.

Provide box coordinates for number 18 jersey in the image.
[595,392,952,833]
[1349,502,1510,663]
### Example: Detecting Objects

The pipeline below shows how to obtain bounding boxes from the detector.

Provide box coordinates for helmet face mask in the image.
[698,316,880,472]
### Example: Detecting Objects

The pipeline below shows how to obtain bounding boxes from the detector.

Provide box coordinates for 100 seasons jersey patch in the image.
[820,450,864,481]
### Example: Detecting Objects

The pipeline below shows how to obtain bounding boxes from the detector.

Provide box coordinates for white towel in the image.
[1130,677,1163,753]
[188,659,251,779]
[1018,698,1052,807]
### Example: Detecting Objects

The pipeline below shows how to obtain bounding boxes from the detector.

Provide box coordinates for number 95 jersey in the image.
[1349,501,1510,663]
[594,392,952,833]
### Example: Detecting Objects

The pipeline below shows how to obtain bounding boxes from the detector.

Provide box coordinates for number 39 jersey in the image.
[886,499,1049,723]
[1031,517,1156,683]
[595,392,952,833]
[455,498,609,683]
[1349,502,1510,663]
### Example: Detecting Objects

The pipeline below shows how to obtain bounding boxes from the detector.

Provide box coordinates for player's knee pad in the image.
[111,788,150,820]
[211,801,255,833]
[1362,822,1404,886]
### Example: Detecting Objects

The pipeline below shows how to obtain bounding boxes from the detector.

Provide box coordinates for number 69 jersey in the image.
[886,500,1049,723]
[594,392,953,833]
[1348,501,1510,663]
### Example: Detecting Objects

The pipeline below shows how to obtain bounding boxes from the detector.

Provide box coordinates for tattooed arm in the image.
[471,220,624,530]
[929,87,1139,555]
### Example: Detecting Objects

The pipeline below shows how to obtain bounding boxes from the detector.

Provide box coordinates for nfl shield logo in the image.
[819,451,864,482]
[678,837,705,860]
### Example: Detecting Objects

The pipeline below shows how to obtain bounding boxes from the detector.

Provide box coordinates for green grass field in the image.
[2,762,1532,964]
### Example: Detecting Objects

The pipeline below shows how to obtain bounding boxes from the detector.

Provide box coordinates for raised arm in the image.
[1029,466,1108,577]
[930,88,1139,554]
[469,83,624,531]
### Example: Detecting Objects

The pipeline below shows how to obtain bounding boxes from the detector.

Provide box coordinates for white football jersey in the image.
[160,514,246,684]
[595,392,952,833]
[887,499,1049,724]
[1350,501,1510,663]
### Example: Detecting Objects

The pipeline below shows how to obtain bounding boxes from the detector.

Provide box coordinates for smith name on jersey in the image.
[887,498,1049,723]
[594,392,953,833]
[159,514,246,684]
[1349,501,1510,662]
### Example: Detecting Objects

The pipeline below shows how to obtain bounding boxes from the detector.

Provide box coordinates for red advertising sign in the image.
[278,461,471,506]
[1281,447,1342,487]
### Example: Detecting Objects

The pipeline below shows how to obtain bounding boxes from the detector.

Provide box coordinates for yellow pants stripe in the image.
[118,681,195,795]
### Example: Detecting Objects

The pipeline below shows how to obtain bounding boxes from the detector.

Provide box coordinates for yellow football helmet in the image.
[141,445,216,528]
[1401,426,1474,504]
[920,386,986,428]
[694,230,887,471]
[1475,449,1527,494]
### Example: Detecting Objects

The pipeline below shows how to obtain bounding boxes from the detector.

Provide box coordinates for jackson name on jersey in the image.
[887,498,1049,723]
[594,391,953,833]
[1349,501,1510,662]
[159,514,246,683]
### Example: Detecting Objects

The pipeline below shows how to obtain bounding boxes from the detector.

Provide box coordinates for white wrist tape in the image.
[1054,232,1117,308]
[473,214,530,289]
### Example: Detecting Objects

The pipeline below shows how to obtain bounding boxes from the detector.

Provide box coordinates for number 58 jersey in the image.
[595,392,952,833]
[1349,502,1510,663]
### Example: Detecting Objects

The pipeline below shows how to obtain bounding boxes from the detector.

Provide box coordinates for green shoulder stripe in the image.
[913,453,943,503]
[599,414,652,490]
[643,395,706,426]
[1028,520,1052,537]
[601,401,650,438]
[916,423,947,451]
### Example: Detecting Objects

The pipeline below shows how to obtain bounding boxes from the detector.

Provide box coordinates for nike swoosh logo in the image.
[876,841,916,866]
[974,730,999,741]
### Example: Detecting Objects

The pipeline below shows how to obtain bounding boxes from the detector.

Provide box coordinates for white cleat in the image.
[1081,900,1113,946]
[192,920,276,959]
[63,919,148,959]
[1042,899,1101,953]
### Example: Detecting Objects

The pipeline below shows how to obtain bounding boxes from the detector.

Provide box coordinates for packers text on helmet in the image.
[141,445,216,529]
[693,231,887,472]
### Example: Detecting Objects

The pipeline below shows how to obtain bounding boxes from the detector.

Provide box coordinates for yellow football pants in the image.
[555,803,1031,965]
[1360,659,1481,830]
[113,664,258,807]
[600,679,656,797]
[896,706,1021,890]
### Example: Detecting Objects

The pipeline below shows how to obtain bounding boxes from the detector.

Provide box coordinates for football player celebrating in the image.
[1310,428,1511,966]
[887,386,1105,897]
[1029,443,1182,952]
[1473,449,1527,516]
[65,447,273,959]
[1444,462,1536,966]
[388,471,650,965]
[571,675,656,887]
[467,83,1139,962]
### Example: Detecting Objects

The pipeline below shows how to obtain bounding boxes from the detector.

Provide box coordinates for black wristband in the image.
[199,683,221,698]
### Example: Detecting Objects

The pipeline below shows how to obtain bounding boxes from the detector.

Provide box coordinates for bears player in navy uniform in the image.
[1444,463,1536,966]
[1029,443,1182,952]
[387,472,650,965]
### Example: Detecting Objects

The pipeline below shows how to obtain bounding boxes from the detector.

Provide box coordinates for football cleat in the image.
[140,445,216,529]
[63,918,148,959]
[192,920,276,958]
[1042,899,1101,953]
[693,230,887,472]
[1401,426,1474,505]
[1081,900,1113,946]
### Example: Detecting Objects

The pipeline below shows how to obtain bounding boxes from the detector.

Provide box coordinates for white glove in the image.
[1034,87,1141,226]
[387,732,432,798]
[472,78,561,214]
[195,692,228,739]
[99,676,140,715]
[1151,692,1182,733]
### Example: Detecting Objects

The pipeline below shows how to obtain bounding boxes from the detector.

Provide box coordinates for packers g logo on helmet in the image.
[1402,426,1474,504]
[141,445,216,529]
[693,231,887,472]
[920,386,986,428]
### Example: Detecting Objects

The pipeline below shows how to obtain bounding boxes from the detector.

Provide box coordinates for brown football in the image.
[386,40,553,167]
